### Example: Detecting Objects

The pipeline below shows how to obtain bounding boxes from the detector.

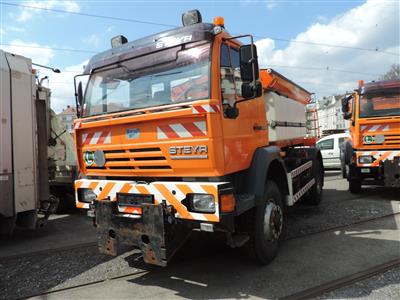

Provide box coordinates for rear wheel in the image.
[242,181,285,264]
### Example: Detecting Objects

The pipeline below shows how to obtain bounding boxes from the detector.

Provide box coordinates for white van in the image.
[316,133,350,169]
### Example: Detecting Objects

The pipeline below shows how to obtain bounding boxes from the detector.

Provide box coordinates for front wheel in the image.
[242,180,285,265]
[341,161,347,178]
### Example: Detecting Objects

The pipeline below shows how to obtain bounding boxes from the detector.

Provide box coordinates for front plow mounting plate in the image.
[95,200,190,266]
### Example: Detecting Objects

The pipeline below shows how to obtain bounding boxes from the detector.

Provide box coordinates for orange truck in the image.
[341,79,400,193]
[73,10,323,266]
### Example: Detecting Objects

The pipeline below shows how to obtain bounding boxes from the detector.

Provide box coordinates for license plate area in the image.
[117,193,154,215]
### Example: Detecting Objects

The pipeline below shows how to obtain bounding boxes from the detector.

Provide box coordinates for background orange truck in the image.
[341,79,400,193]
[73,10,323,266]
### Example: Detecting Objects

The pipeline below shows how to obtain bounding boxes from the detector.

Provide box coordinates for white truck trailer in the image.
[0,50,76,234]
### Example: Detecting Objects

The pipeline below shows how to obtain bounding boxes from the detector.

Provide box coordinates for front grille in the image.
[384,134,400,145]
[86,147,172,173]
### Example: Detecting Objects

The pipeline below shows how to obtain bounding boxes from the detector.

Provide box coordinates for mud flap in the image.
[95,200,190,266]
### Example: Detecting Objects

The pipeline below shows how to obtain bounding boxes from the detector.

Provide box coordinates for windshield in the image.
[83,42,210,117]
[359,90,400,118]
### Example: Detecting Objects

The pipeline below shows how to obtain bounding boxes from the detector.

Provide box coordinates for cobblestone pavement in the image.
[317,267,400,300]
[1,172,399,299]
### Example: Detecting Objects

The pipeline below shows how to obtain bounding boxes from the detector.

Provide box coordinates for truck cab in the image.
[74,10,323,266]
[342,80,400,192]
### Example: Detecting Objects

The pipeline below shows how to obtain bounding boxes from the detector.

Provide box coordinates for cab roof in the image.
[84,23,214,74]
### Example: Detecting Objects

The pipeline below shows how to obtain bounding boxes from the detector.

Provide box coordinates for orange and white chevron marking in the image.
[192,104,220,114]
[82,131,111,145]
[356,150,400,167]
[75,179,225,222]
[157,121,207,139]
[360,124,390,133]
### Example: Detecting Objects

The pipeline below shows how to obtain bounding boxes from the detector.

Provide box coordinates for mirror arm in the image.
[249,34,257,96]
[74,73,88,118]
[73,75,80,118]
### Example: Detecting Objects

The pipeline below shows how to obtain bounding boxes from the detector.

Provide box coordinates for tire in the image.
[0,216,16,236]
[242,180,285,265]
[341,162,347,178]
[303,158,323,205]
[349,178,362,194]
[53,191,74,214]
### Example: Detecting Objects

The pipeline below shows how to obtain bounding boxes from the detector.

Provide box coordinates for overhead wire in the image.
[0,43,97,54]
[0,1,398,56]
[0,1,391,88]
[0,1,176,28]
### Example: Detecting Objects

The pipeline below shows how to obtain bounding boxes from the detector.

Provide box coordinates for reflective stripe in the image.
[356,151,400,167]
[192,104,220,114]
[81,131,112,145]
[154,183,194,220]
[74,179,224,221]
[157,121,207,139]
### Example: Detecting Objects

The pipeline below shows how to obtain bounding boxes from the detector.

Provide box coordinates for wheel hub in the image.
[263,201,283,241]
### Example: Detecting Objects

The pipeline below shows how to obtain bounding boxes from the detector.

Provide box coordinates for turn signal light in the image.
[220,194,235,213]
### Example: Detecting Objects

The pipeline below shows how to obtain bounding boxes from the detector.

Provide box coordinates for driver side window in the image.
[220,44,242,109]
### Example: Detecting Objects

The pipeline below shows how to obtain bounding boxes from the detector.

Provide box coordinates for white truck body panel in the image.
[0,50,14,217]
[265,91,307,142]
[1,51,37,214]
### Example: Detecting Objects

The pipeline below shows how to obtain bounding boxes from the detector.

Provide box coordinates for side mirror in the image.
[341,94,352,119]
[77,82,83,107]
[241,81,262,99]
[239,44,259,82]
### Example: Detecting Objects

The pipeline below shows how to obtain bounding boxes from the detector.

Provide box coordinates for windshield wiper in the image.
[154,70,183,77]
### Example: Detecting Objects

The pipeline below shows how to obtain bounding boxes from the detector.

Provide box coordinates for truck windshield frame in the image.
[82,42,211,117]
[359,89,400,118]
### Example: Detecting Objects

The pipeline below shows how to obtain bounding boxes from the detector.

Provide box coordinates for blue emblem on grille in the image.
[126,128,140,139]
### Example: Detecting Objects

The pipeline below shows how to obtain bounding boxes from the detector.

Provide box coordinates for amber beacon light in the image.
[213,16,225,27]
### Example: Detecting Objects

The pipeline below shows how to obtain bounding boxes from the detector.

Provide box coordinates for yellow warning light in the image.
[358,80,364,88]
[32,68,37,75]
[213,16,225,27]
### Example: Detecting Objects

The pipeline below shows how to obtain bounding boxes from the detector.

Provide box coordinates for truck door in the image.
[219,43,267,174]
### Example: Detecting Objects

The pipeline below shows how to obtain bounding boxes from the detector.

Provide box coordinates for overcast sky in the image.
[1,0,399,112]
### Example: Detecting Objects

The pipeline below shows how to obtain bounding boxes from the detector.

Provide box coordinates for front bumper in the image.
[75,179,228,222]
[356,150,400,168]
[75,179,234,266]
[354,151,400,187]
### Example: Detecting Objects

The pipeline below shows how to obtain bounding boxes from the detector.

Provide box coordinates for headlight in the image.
[77,188,97,203]
[359,155,373,164]
[188,194,215,213]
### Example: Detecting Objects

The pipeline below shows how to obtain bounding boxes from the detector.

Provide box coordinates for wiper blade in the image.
[154,70,183,77]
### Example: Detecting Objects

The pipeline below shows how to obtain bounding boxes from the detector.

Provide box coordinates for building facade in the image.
[317,95,350,134]
[58,105,77,134]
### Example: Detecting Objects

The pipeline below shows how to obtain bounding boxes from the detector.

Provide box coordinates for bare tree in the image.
[379,64,400,80]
